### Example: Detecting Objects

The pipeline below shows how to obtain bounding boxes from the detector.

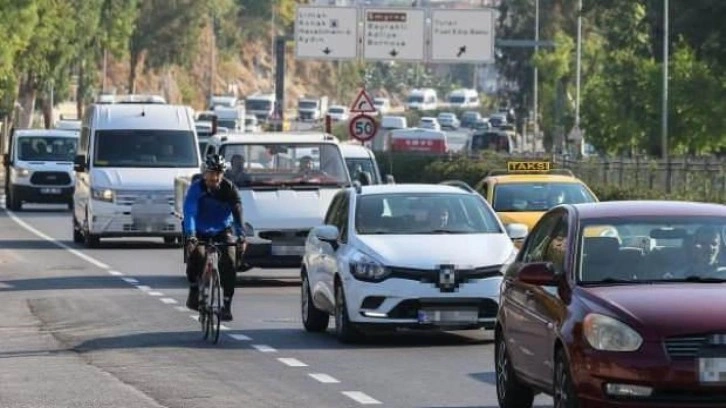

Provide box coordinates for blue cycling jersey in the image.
[182,178,244,237]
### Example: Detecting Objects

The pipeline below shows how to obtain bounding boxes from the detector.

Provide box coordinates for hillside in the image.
[102,24,381,112]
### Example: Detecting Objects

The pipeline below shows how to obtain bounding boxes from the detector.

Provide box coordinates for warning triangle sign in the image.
[350,89,377,113]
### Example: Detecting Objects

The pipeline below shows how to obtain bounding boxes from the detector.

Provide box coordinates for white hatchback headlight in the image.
[349,252,390,282]
[583,313,643,352]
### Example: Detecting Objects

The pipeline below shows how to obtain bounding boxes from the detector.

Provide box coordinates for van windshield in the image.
[246,100,272,111]
[93,130,198,168]
[17,136,77,162]
[219,143,350,188]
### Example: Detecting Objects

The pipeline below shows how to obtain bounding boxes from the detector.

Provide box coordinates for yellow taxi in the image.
[475,161,599,235]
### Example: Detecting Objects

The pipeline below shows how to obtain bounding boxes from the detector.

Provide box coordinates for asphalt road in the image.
[0,199,554,407]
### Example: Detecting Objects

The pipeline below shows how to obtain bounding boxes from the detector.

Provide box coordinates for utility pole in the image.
[661,0,669,160]
[575,0,582,130]
[102,48,108,93]
[210,14,216,101]
[533,0,540,153]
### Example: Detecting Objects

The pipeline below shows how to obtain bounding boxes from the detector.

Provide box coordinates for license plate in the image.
[699,358,726,384]
[40,188,61,194]
[271,245,305,256]
[417,308,479,324]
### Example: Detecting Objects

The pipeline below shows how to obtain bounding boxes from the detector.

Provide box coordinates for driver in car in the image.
[666,226,726,279]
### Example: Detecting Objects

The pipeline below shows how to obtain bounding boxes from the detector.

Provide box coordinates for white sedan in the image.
[300,184,526,343]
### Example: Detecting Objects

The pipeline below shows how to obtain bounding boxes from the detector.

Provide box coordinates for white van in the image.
[72,103,201,247]
[245,93,276,123]
[406,88,438,111]
[447,88,480,109]
[3,129,79,210]
[175,132,350,271]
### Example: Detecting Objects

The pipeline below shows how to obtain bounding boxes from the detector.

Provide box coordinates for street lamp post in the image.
[661,0,669,160]
[575,0,582,130]
[533,0,539,152]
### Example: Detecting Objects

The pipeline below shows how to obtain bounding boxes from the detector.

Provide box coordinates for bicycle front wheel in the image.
[209,270,222,344]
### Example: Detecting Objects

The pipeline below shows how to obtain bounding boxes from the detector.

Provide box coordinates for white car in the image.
[418,117,441,131]
[301,184,527,343]
[437,112,460,130]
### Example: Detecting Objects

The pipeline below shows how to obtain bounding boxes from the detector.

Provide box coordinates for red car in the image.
[495,201,726,408]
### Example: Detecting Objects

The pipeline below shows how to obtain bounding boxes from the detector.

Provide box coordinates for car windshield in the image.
[245,100,272,111]
[17,136,77,162]
[492,182,596,212]
[345,158,380,184]
[329,107,344,114]
[462,112,480,120]
[355,193,502,235]
[93,130,198,168]
[449,96,466,103]
[298,101,318,109]
[438,113,454,120]
[578,216,726,284]
[408,95,424,103]
[471,132,510,152]
[218,119,237,130]
[219,143,349,188]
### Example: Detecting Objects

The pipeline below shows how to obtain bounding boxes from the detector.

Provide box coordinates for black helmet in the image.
[205,154,228,172]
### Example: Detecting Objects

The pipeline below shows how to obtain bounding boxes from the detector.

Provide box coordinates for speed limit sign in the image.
[348,114,378,142]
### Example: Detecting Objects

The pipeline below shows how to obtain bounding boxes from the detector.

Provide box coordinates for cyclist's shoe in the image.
[220,304,233,321]
[186,286,199,311]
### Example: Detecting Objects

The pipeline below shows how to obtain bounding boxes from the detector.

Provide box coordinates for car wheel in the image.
[554,349,579,408]
[301,272,329,332]
[334,283,361,343]
[83,210,100,248]
[495,332,535,408]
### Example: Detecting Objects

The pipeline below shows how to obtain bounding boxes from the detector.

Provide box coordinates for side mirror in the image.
[385,174,395,184]
[506,223,528,241]
[313,225,340,250]
[357,171,373,186]
[518,262,557,286]
[73,154,86,172]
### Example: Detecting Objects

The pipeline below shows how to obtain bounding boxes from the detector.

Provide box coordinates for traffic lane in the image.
[8,204,298,282]
[0,209,381,408]
[9,206,554,407]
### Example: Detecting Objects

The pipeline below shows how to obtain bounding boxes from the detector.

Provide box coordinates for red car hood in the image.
[578,284,726,339]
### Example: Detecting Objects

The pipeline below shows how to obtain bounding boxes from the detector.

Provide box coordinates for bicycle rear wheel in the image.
[209,270,222,344]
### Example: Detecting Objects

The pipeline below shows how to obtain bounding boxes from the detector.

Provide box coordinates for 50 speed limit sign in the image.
[348,114,378,142]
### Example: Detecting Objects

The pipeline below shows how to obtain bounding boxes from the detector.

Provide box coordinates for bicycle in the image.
[194,240,238,344]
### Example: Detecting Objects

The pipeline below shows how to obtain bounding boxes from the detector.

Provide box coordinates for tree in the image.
[0,0,38,117]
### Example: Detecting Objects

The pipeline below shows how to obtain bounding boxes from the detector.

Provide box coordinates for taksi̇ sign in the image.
[349,114,378,142]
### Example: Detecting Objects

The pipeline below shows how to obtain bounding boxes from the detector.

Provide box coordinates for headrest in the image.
[583,237,619,261]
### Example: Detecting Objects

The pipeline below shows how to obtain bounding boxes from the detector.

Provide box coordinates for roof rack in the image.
[438,180,476,194]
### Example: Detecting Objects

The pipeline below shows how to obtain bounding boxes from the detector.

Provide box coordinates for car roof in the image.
[92,104,194,130]
[209,132,339,145]
[339,143,373,158]
[572,201,726,219]
[357,184,474,196]
[488,174,584,184]
[15,129,79,138]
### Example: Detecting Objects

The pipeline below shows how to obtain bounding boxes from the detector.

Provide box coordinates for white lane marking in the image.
[122,278,139,284]
[108,270,123,276]
[252,344,277,353]
[5,211,110,269]
[219,325,230,331]
[342,391,382,405]
[278,358,307,367]
[136,285,151,291]
[309,373,340,384]
[174,306,188,312]
[228,334,252,341]
[147,291,163,296]
[160,298,177,304]
[189,314,199,321]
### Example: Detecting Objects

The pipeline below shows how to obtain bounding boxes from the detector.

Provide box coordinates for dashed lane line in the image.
[252,344,277,353]
[309,373,340,384]
[278,358,308,367]
[342,391,382,405]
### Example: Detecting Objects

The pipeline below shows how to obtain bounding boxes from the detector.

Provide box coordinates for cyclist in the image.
[183,154,246,321]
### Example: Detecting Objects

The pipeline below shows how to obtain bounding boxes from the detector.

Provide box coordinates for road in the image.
[0,198,554,407]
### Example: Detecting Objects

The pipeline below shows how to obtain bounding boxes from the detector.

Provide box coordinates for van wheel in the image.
[7,187,21,211]
[83,210,100,248]
[72,216,84,244]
